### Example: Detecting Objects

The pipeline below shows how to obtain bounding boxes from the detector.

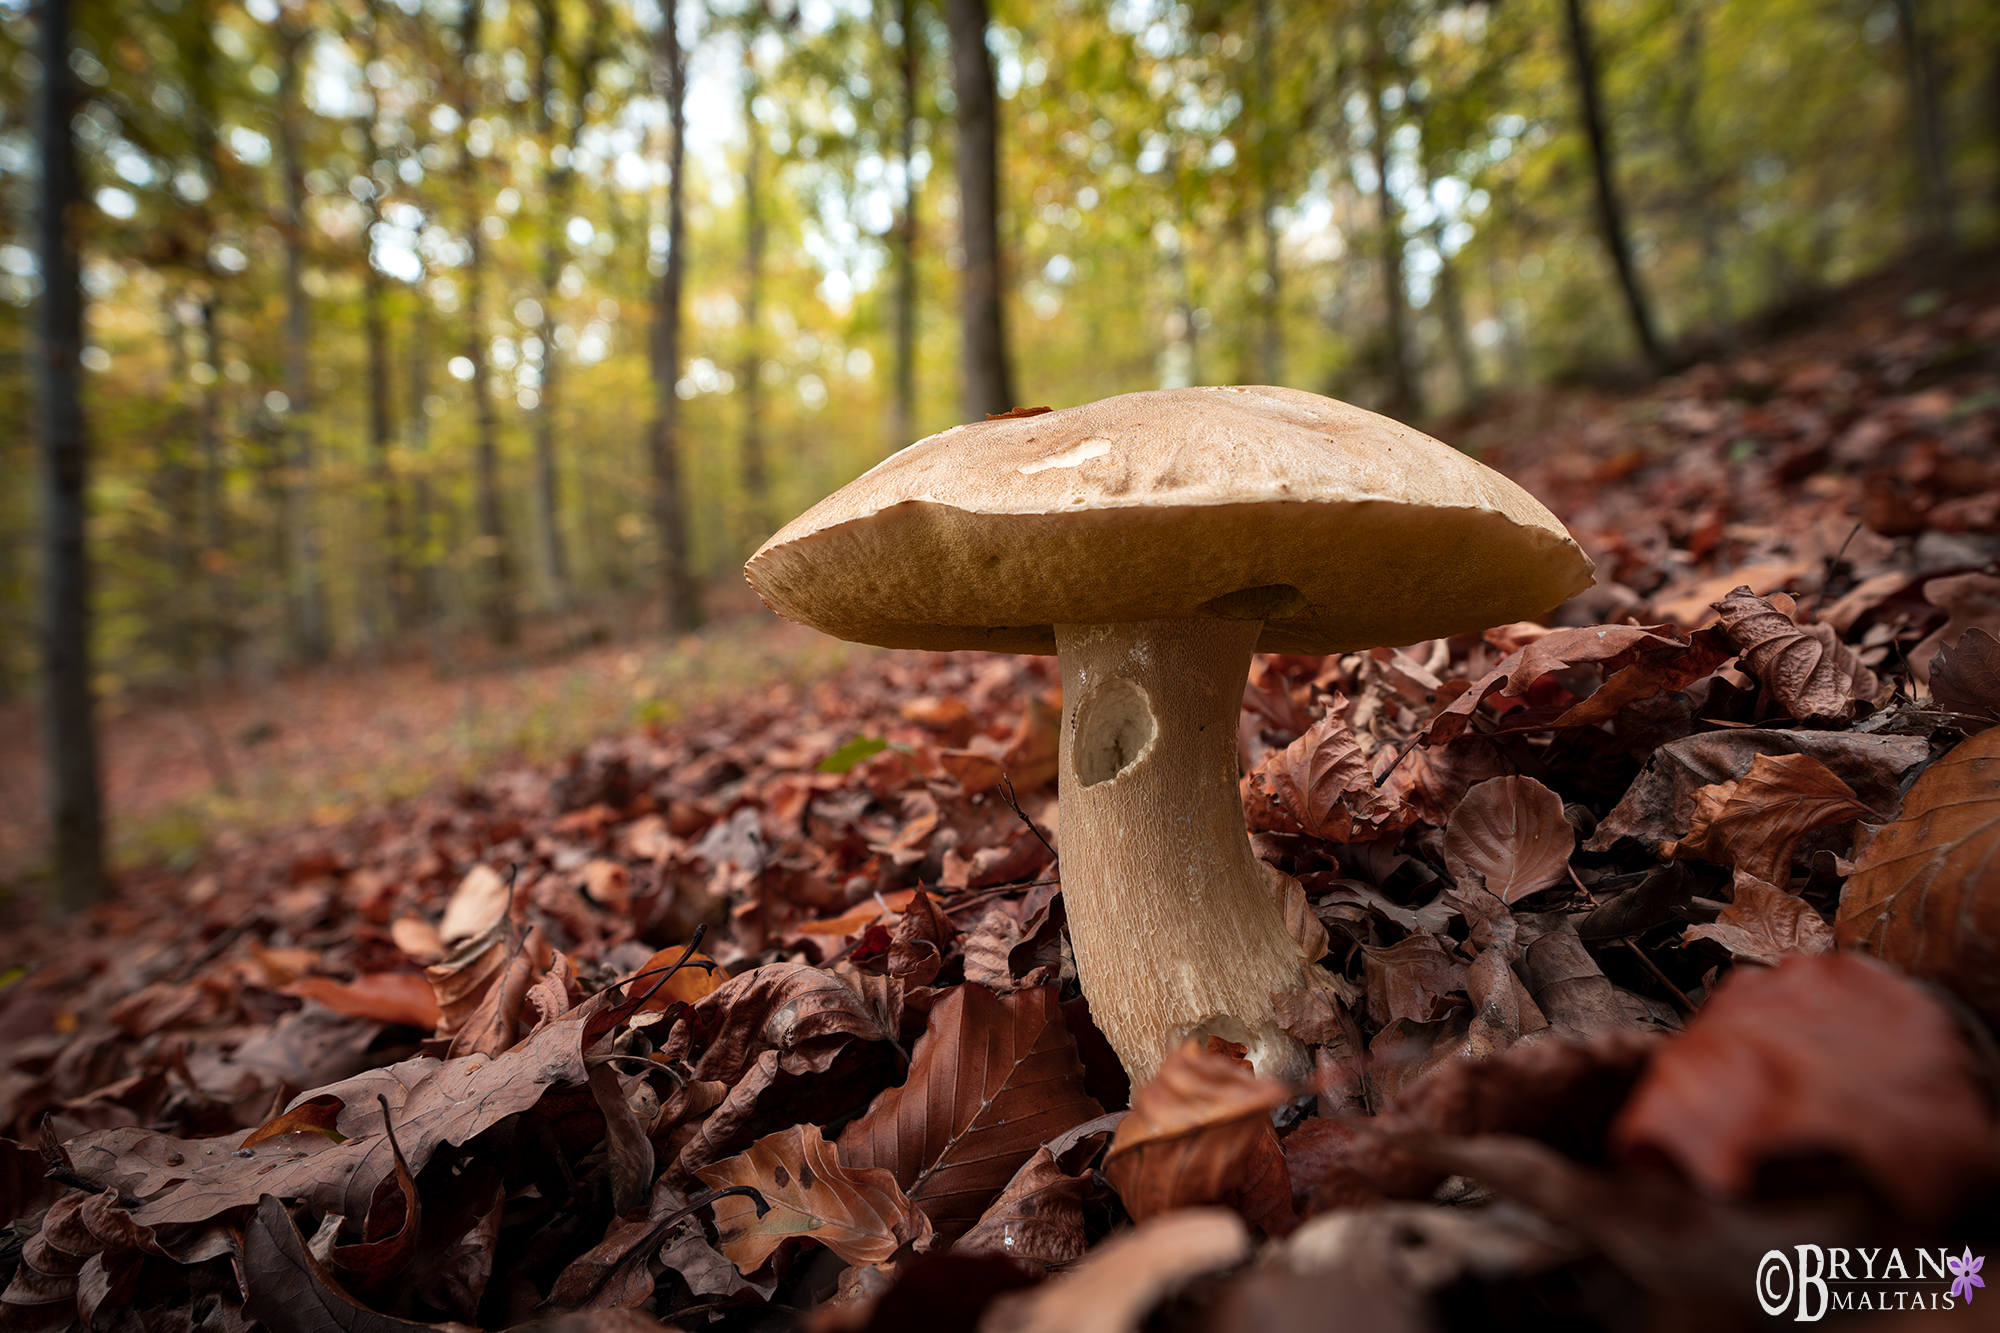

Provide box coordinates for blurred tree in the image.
[650,0,702,632]
[946,0,1011,418]
[274,8,330,659]
[33,0,106,910]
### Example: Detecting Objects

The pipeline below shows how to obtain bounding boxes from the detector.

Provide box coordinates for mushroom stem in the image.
[1054,617,1311,1087]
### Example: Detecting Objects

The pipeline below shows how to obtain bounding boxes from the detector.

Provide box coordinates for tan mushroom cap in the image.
[746,385,1594,655]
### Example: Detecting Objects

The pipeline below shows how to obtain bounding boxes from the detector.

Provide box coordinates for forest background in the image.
[0,0,1996,892]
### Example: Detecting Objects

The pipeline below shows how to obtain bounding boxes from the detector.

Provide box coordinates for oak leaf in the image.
[1838,726,2000,1026]
[1658,751,1874,885]
[695,1123,931,1273]
[1441,777,1573,903]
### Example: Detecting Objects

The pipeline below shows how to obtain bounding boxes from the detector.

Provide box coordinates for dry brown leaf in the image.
[1441,776,1573,903]
[242,1195,467,1333]
[978,1208,1250,1333]
[952,1112,1122,1271]
[1254,711,1412,842]
[1360,934,1466,1028]
[1658,751,1875,885]
[837,984,1102,1243]
[1000,691,1062,792]
[281,974,440,1031]
[1912,572,2000,683]
[1102,1041,1294,1234]
[1681,874,1834,963]
[696,1123,931,1273]
[1928,627,2000,730]
[1711,586,1877,718]
[1608,953,1999,1222]
[1263,864,1328,963]
[437,863,511,946]
[1837,726,2000,1026]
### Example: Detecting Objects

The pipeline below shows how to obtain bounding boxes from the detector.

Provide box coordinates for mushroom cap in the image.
[745,385,1595,655]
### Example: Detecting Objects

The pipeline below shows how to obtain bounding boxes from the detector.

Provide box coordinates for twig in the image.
[45,1169,142,1210]
[1801,521,1864,621]
[1620,937,1696,1015]
[999,774,1058,865]
[1372,734,1425,788]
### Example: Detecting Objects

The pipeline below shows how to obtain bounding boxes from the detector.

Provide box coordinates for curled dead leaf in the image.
[1711,586,1877,718]
[695,1123,931,1273]
[1658,751,1875,886]
[1680,875,1834,964]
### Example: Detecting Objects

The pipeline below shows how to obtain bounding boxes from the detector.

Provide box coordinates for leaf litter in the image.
[5,279,2000,1330]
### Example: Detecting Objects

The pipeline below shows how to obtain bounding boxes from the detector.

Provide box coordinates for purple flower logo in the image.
[1949,1248,1986,1303]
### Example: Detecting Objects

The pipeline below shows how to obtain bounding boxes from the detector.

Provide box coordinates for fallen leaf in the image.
[282,974,441,1031]
[1102,1041,1294,1234]
[1928,627,2000,730]
[1440,776,1574,902]
[695,1123,931,1272]
[953,1111,1122,1271]
[1912,572,2000,682]
[1711,586,1877,718]
[437,863,511,946]
[837,984,1102,1243]
[1587,730,1929,856]
[1658,751,1875,885]
[1254,711,1411,842]
[241,1195,465,1333]
[1681,875,1835,963]
[1608,953,1999,1222]
[1360,934,1466,1028]
[1837,726,2000,1026]
[978,1208,1250,1333]
[1420,624,1722,746]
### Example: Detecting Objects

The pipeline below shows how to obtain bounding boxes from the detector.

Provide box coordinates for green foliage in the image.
[817,733,889,773]
[0,0,1994,699]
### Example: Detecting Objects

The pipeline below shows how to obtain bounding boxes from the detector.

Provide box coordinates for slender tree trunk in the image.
[276,18,329,661]
[650,0,702,632]
[1892,0,1953,254]
[407,299,443,643]
[1364,52,1419,419]
[1429,225,1481,411]
[457,0,518,646]
[362,5,407,637]
[531,0,569,607]
[945,0,1013,419]
[888,0,920,451]
[1561,0,1667,374]
[195,295,230,673]
[35,0,106,912]
[739,62,769,546]
[1253,0,1282,385]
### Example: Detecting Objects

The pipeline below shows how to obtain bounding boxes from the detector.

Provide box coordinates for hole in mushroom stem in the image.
[1073,678,1158,788]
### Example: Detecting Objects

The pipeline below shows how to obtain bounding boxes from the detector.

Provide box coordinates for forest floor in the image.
[4,253,2000,1332]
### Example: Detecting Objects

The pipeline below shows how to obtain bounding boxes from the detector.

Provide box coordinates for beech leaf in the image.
[1102,1041,1294,1234]
[1837,726,2000,1026]
[1608,954,1999,1223]
[1712,586,1876,718]
[1927,627,2000,730]
[1680,875,1834,963]
[1255,711,1411,842]
[1657,751,1875,885]
[695,1123,931,1273]
[837,983,1102,1243]
[241,1195,467,1333]
[1441,776,1573,902]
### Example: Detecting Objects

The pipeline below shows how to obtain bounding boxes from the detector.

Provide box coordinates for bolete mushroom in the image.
[745,385,1593,1086]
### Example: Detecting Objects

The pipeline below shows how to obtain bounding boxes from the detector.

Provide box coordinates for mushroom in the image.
[745,386,1593,1086]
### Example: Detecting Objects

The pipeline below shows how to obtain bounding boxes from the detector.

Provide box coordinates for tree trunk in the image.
[531,0,569,607]
[888,0,920,451]
[650,0,703,632]
[276,17,330,661]
[945,0,1013,419]
[1429,224,1481,412]
[1364,52,1420,419]
[1561,0,1667,374]
[362,2,408,638]
[457,0,518,646]
[1892,0,1953,254]
[34,0,107,913]
[739,62,770,547]
[1253,0,1282,385]
[1668,0,1735,354]
[195,295,231,673]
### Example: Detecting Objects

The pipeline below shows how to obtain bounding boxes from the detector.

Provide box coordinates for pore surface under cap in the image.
[746,385,1595,655]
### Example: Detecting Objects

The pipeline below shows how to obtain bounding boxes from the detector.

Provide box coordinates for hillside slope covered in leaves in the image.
[5,269,2000,1331]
